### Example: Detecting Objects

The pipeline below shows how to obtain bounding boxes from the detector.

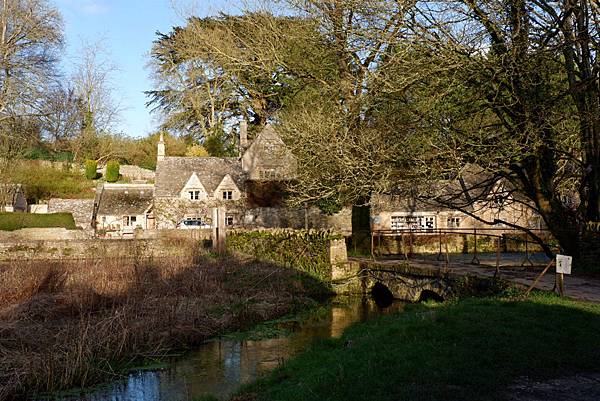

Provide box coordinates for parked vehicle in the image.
[177,218,211,229]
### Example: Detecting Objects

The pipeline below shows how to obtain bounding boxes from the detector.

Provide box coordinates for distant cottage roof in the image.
[155,157,245,197]
[96,184,154,215]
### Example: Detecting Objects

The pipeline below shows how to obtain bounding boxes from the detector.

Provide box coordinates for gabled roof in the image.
[155,157,244,197]
[96,184,154,215]
[181,172,208,193]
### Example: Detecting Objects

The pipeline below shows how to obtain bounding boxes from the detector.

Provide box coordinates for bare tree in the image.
[0,0,62,189]
[70,41,123,161]
[391,0,600,262]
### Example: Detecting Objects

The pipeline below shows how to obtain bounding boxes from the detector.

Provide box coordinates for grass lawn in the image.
[0,212,76,231]
[235,293,600,401]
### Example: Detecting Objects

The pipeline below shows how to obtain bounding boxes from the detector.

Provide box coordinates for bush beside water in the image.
[228,230,343,282]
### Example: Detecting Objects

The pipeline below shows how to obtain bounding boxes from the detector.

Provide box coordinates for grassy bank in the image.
[236,293,600,401]
[0,252,330,400]
[0,212,76,231]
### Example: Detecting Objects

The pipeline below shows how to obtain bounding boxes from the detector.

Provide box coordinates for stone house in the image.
[153,123,305,229]
[93,183,155,236]
[370,172,545,234]
[93,123,332,233]
[0,184,27,212]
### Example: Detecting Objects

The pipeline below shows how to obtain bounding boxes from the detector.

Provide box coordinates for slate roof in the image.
[155,157,245,197]
[376,165,497,213]
[96,184,154,215]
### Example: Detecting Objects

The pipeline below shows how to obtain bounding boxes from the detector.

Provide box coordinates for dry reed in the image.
[0,247,327,400]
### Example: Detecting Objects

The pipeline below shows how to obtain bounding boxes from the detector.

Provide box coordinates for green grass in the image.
[0,212,76,231]
[236,293,600,401]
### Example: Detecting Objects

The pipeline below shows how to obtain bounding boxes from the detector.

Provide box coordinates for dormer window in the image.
[189,190,201,200]
[181,173,207,201]
[222,190,233,200]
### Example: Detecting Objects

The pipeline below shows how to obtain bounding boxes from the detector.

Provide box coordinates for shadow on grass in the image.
[236,293,600,401]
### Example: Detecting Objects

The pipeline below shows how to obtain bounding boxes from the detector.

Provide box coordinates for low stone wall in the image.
[100,164,155,181]
[0,227,90,241]
[48,198,94,230]
[244,207,352,233]
[0,237,199,261]
[374,232,547,256]
[134,229,212,241]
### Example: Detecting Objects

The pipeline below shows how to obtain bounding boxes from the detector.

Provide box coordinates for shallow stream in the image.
[51,297,404,401]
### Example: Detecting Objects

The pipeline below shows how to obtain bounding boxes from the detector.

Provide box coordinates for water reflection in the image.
[50,297,403,401]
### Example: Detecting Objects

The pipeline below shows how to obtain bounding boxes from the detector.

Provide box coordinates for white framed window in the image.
[391,216,406,230]
[225,214,234,226]
[390,215,436,231]
[123,216,137,227]
[222,190,233,200]
[189,190,201,200]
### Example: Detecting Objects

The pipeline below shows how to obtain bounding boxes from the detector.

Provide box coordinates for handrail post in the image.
[445,232,449,268]
[436,228,443,261]
[370,230,374,260]
[494,235,501,278]
[471,228,480,265]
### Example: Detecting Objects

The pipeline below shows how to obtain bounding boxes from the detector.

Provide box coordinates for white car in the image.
[176,218,211,229]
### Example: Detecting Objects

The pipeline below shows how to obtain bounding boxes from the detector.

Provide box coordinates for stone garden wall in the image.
[47,198,95,230]
[0,236,199,261]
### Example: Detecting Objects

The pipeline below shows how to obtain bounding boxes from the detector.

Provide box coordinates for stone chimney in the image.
[239,119,248,149]
[157,133,165,162]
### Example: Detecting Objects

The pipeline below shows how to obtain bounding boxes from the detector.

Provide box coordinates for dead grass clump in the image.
[0,252,328,400]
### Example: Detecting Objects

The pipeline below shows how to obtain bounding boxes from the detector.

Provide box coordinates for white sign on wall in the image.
[556,254,572,275]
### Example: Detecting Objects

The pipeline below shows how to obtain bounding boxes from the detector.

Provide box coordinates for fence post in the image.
[437,228,443,261]
[494,236,501,278]
[471,228,480,265]
[520,232,534,267]
[445,233,450,268]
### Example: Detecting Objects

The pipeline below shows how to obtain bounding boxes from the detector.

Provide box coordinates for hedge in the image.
[227,230,343,282]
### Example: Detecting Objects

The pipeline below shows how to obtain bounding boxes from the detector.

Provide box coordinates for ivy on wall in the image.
[227,230,343,282]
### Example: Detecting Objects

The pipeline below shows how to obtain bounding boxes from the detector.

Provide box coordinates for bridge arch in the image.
[370,282,394,307]
[417,289,445,303]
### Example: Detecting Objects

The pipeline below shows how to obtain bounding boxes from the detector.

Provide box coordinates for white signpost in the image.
[526,254,572,298]
[556,254,572,275]
[555,254,572,296]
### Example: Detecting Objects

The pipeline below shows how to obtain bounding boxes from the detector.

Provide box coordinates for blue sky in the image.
[55,0,240,138]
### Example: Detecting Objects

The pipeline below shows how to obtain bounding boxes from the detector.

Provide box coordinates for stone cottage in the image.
[370,167,545,233]
[93,183,155,236]
[93,123,348,234]
[152,123,296,229]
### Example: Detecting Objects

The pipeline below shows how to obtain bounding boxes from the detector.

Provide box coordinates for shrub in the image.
[84,160,97,180]
[228,230,343,281]
[105,160,120,182]
[11,160,95,202]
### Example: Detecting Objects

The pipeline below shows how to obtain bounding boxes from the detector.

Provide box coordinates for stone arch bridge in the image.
[332,260,461,302]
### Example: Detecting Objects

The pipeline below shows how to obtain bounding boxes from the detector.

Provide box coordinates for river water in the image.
[52,297,404,401]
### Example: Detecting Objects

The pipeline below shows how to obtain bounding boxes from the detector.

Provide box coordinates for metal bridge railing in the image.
[369,227,557,277]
